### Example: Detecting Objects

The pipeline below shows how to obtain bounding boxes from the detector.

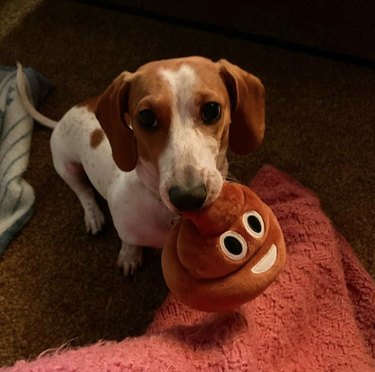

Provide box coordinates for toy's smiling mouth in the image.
[251,244,277,274]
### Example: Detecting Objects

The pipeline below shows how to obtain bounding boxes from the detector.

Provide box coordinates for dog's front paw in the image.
[117,243,143,276]
[84,202,105,234]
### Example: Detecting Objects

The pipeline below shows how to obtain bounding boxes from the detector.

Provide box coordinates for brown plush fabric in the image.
[162,182,286,312]
[0,0,374,366]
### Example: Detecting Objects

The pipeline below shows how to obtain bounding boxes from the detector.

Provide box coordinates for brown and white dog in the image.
[16,57,265,276]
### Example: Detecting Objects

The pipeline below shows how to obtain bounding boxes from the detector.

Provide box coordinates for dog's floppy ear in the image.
[95,72,137,172]
[218,59,265,155]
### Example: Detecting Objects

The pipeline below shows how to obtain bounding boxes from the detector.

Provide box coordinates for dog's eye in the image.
[137,109,158,131]
[201,102,221,124]
[243,211,265,238]
[220,231,248,260]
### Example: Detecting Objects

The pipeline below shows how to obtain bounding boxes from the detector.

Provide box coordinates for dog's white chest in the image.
[107,171,177,248]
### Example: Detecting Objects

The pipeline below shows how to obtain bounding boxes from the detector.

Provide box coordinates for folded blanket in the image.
[7,166,375,371]
[0,66,51,254]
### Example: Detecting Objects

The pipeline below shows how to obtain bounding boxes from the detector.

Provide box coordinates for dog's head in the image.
[95,57,265,213]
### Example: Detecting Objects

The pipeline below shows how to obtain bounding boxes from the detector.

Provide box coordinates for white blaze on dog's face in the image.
[127,58,232,212]
[158,64,229,212]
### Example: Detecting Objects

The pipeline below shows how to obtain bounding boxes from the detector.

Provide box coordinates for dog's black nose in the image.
[168,184,207,211]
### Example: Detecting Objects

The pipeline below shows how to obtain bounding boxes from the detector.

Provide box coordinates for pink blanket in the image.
[7,166,375,371]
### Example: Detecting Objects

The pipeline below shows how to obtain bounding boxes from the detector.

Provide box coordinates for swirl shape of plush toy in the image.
[162,182,286,312]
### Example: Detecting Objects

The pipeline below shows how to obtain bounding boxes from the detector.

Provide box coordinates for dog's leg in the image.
[117,242,143,276]
[53,157,105,234]
[50,123,106,234]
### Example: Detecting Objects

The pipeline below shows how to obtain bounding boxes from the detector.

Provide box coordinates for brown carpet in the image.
[0,0,374,367]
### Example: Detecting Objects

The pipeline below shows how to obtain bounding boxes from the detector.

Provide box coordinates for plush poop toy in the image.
[161,182,286,312]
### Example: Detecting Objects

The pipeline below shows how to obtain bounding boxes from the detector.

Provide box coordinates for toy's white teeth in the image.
[251,244,277,274]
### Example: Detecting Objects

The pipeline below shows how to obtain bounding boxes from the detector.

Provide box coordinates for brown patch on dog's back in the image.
[91,128,105,148]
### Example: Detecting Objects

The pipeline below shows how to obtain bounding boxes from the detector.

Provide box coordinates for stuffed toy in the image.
[162,182,286,312]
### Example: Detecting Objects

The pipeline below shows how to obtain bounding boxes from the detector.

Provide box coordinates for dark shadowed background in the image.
[0,0,374,366]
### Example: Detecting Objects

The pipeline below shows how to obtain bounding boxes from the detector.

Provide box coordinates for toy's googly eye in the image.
[220,231,248,260]
[243,211,265,238]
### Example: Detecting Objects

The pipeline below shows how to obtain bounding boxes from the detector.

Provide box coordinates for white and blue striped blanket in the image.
[0,66,51,255]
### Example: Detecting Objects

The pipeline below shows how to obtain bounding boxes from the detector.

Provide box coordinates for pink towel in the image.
[7,166,375,371]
